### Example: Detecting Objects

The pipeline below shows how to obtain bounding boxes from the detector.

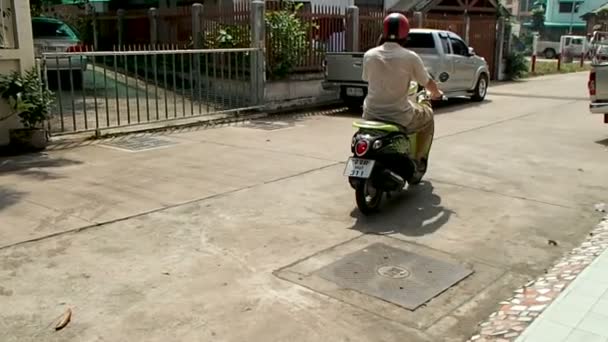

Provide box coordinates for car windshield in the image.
[32,20,79,40]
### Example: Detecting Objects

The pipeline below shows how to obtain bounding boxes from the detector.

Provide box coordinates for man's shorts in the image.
[406,100,434,133]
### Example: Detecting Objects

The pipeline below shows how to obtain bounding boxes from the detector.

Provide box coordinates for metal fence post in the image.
[192,3,203,48]
[531,32,539,72]
[414,12,424,28]
[117,9,125,47]
[88,4,99,50]
[250,0,265,106]
[345,5,360,52]
[494,17,506,80]
[464,11,471,45]
[192,3,203,102]
[149,8,159,45]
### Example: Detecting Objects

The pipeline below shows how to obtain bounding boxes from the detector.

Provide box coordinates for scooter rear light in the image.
[355,140,369,156]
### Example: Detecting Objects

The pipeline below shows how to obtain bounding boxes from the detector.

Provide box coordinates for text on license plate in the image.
[346,87,364,97]
[343,158,375,178]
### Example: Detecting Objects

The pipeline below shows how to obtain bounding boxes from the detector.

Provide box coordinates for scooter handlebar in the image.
[427,90,447,101]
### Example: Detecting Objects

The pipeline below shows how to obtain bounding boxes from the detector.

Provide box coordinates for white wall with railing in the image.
[0,0,35,146]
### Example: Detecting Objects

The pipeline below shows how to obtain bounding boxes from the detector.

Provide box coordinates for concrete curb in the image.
[47,99,345,147]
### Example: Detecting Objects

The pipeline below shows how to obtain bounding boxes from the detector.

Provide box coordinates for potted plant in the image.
[0,67,54,151]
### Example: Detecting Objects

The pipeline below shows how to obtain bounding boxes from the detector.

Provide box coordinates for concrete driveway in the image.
[0,72,606,342]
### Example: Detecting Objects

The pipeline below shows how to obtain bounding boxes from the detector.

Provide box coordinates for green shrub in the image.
[264,2,314,79]
[196,1,313,79]
[199,24,251,49]
[505,52,529,80]
[0,68,55,129]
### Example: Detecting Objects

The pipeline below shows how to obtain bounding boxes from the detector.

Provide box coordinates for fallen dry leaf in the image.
[55,308,72,331]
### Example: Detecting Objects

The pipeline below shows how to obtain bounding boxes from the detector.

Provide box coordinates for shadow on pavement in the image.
[596,138,608,147]
[433,98,492,115]
[487,92,587,101]
[57,105,349,145]
[488,80,528,88]
[0,153,82,180]
[0,186,24,212]
[349,181,454,237]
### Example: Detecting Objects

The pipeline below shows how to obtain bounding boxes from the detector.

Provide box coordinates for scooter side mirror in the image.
[438,72,450,83]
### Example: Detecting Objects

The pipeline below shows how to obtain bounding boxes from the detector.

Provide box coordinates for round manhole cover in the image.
[377,265,411,279]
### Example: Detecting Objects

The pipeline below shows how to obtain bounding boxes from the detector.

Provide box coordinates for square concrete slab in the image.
[242,121,294,131]
[316,243,473,310]
[100,136,177,152]
[275,235,509,331]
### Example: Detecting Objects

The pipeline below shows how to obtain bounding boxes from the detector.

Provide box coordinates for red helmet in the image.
[382,13,410,41]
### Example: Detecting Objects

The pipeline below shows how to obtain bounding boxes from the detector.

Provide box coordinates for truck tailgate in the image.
[592,64,608,102]
[325,52,365,83]
[589,64,608,121]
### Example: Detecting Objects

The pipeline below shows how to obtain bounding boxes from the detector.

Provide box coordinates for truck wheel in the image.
[544,49,556,59]
[471,74,488,102]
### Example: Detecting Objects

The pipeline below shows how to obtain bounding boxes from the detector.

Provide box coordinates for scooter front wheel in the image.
[355,179,383,215]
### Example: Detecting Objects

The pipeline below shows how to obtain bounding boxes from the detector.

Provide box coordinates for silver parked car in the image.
[32,17,87,86]
[322,29,490,110]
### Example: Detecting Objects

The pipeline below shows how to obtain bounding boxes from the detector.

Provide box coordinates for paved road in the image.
[0,73,606,341]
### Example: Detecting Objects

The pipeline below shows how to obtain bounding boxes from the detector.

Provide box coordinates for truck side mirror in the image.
[468,47,476,56]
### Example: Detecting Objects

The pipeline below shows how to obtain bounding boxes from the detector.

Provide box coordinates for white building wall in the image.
[0,0,36,146]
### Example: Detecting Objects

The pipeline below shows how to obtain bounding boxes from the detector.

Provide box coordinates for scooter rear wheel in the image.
[355,180,383,215]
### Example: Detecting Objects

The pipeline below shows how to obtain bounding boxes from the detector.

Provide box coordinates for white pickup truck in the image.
[537,35,586,59]
[322,29,490,110]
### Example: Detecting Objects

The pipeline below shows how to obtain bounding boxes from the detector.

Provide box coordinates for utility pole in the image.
[569,1,581,34]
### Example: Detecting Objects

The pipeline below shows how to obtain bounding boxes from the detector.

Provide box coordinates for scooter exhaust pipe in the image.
[377,169,405,191]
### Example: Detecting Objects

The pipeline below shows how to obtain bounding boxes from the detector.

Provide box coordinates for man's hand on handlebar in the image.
[430,89,445,101]
[425,79,445,101]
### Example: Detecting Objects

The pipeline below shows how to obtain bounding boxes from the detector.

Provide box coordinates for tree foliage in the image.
[505,52,529,80]
[0,68,55,128]
[531,4,545,33]
[199,1,314,79]
[30,0,89,17]
[264,2,315,78]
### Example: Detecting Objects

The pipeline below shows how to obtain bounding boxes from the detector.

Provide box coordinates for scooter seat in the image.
[353,120,401,132]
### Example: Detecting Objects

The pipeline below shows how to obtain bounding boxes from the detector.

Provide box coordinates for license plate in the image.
[346,87,364,97]
[344,158,375,178]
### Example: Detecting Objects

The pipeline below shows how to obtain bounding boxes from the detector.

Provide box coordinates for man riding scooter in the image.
[362,13,443,181]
